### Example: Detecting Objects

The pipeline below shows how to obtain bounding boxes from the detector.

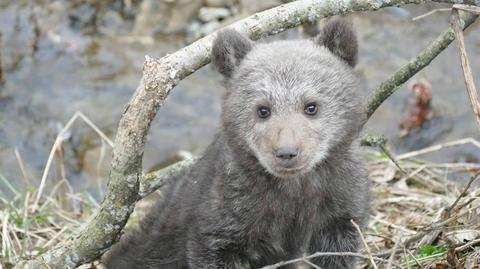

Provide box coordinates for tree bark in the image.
[14,0,479,268]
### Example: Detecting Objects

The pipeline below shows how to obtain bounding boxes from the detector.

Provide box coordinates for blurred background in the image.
[0,0,479,199]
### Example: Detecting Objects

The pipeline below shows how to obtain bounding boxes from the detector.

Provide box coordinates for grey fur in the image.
[317,19,358,66]
[103,20,369,269]
[212,29,253,78]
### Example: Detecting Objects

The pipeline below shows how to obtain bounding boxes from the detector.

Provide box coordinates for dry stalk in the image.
[396,137,480,160]
[14,148,31,186]
[446,172,480,214]
[32,112,113,212]
[386,234,402,269]
[351,219,379,269]
[412,8,452,21]
[451,8,480,131]
[259,251,400,269]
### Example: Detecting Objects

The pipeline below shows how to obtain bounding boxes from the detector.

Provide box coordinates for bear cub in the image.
[103,19,370,269]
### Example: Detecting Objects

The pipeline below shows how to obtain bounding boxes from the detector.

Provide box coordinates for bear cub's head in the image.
[212,19,366,178]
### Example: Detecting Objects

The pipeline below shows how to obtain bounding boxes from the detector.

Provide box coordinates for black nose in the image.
[275,147,298,160]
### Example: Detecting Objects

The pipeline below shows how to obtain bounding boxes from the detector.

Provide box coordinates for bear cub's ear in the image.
[212,29,253,78]
[316,19,358,67]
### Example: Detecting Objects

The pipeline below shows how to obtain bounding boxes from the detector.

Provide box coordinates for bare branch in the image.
[139,157,197,199]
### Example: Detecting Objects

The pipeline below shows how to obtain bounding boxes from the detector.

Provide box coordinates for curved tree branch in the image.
[14,0,479,268]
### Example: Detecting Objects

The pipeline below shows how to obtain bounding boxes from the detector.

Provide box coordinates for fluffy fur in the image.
[103,19,370,269]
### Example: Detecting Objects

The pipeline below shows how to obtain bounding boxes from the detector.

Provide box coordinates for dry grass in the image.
[0,179,98,268]
[1,136,480,268]
[362,138,480,269]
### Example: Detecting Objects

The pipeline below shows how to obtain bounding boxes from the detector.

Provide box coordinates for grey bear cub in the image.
[103,19,370,269]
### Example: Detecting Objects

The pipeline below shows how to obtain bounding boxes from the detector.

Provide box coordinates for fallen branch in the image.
[14,0,480,268]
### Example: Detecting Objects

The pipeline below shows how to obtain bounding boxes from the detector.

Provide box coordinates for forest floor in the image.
[1,137,480,269]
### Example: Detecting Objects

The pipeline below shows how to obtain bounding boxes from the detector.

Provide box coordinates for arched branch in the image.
[14,0,479,268]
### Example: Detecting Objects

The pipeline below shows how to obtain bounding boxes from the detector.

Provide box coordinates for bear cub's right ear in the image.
[212,29,253,78]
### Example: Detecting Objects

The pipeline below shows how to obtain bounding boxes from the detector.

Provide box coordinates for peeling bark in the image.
[14,0,479,268]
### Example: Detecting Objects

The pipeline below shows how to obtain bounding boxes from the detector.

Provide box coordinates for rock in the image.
[68,3,97,34]
[205,0,235,8]
[239,0,280,14]
[198,7,231,22]
[133,0,202,35]
[199,21,221,36]
[185,20,202,42]
[98,10,126,36]
[384,7,411,18]
[80,144,112,179]
[165,0,203,34]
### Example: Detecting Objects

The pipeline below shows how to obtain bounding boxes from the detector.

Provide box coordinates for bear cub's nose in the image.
[275,147,298,163]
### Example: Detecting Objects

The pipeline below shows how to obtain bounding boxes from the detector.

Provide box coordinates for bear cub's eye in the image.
[257,106,271,119]
[304,103,318,116]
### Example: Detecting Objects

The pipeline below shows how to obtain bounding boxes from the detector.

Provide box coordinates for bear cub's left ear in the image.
[212,29,253,78]
[316,19,358,67]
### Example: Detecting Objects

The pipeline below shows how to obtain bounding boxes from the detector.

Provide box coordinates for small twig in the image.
[446,172,480,214]
[406,249,425,268]
[14,148,31,187]
[372,215,417,235]
[259,251,400,269]
[361,135,406,175]
[139,157,197,199]
[396,137,480,160]
[421,203,480,232]
[455,238,480,251]
[412,8,451,21]
[387,234,402,269]
[301,258,322,269]
[34,257,52,269]
[415,207,448,248]
[454,196,477,212]
[351,219,379,269]
[379,144,407,175]
[403,248,410,269]
[451,8,480,130]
